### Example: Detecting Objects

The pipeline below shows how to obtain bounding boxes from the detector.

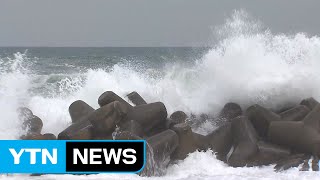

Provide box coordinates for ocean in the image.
[1,12,320,179]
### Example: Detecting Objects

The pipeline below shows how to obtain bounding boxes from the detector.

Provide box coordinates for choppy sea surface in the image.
[1,11,320,179]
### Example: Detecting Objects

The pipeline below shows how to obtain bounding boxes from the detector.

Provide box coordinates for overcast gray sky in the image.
[0,0,319,47]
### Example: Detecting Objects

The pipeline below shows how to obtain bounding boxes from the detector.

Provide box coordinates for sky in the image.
[0,0,319,47]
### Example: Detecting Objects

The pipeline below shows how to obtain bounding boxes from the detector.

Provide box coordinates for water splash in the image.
[0,51,32,139]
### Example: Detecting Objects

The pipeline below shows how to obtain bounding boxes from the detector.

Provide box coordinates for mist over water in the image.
[1,10,320,179]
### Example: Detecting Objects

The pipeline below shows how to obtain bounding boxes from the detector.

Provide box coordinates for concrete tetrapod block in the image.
[300,159,310,171]
[166,111,188,128]
[69,100,95,123]
[268,121,304,148]
[119,120,144,137]
[268,121,320,155]
[228,116,259,167]
[147,130,179,165]
[127,91,147,106]
[218,102,242,123]
[279,105,310,122]
[113,131,142,140]
[17,107,33,121]
[58,120,93,140]
[22,115,43,134]
[205,123,233,162]
[98,91,132,108]
[247,141,290,166]
[246,104,281,138]
[92,134,113,140]
[20,133,44,140]
[21,133,56,140]
[170,123,198,160]
[231,116,258,145]
[112,131,157,176]
[192,132,208,151]
[43,133,57,140]
[276,158,305,171]
[59,101,128,140]
[300,97,319,110]
[126,102,167,133]
[302,104,320,130]
[274,154,308,172]
[90,101,129,134]
[312,157,319,171]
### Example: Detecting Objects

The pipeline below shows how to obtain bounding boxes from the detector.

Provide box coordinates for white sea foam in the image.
[1,10,320,179]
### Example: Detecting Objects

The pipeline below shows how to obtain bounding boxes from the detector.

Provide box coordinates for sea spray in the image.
[0,52,33,139]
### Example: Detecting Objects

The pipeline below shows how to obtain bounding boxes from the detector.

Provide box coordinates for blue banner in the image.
[0,140,146,174]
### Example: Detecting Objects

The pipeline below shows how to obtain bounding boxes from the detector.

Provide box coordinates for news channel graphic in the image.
[0,140,146,174]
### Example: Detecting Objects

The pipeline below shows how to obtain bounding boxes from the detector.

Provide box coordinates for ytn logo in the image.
[9,148,57,164]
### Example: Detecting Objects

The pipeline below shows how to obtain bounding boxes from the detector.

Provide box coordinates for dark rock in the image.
[98,91,132,108]
[22,115,43,134]
[280,105,310,122]
[90,101,128,134]
[127,91,147,106]
[228,116,259,167]
[205,123,233,161]
[171,123,198,160]
[69,100,95,123]
[218,102,242,122]
[126,102,167,133]
[246,104,281,138]
[119,120,144,137]
[300,97,319,110]
[247,141,290,166]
